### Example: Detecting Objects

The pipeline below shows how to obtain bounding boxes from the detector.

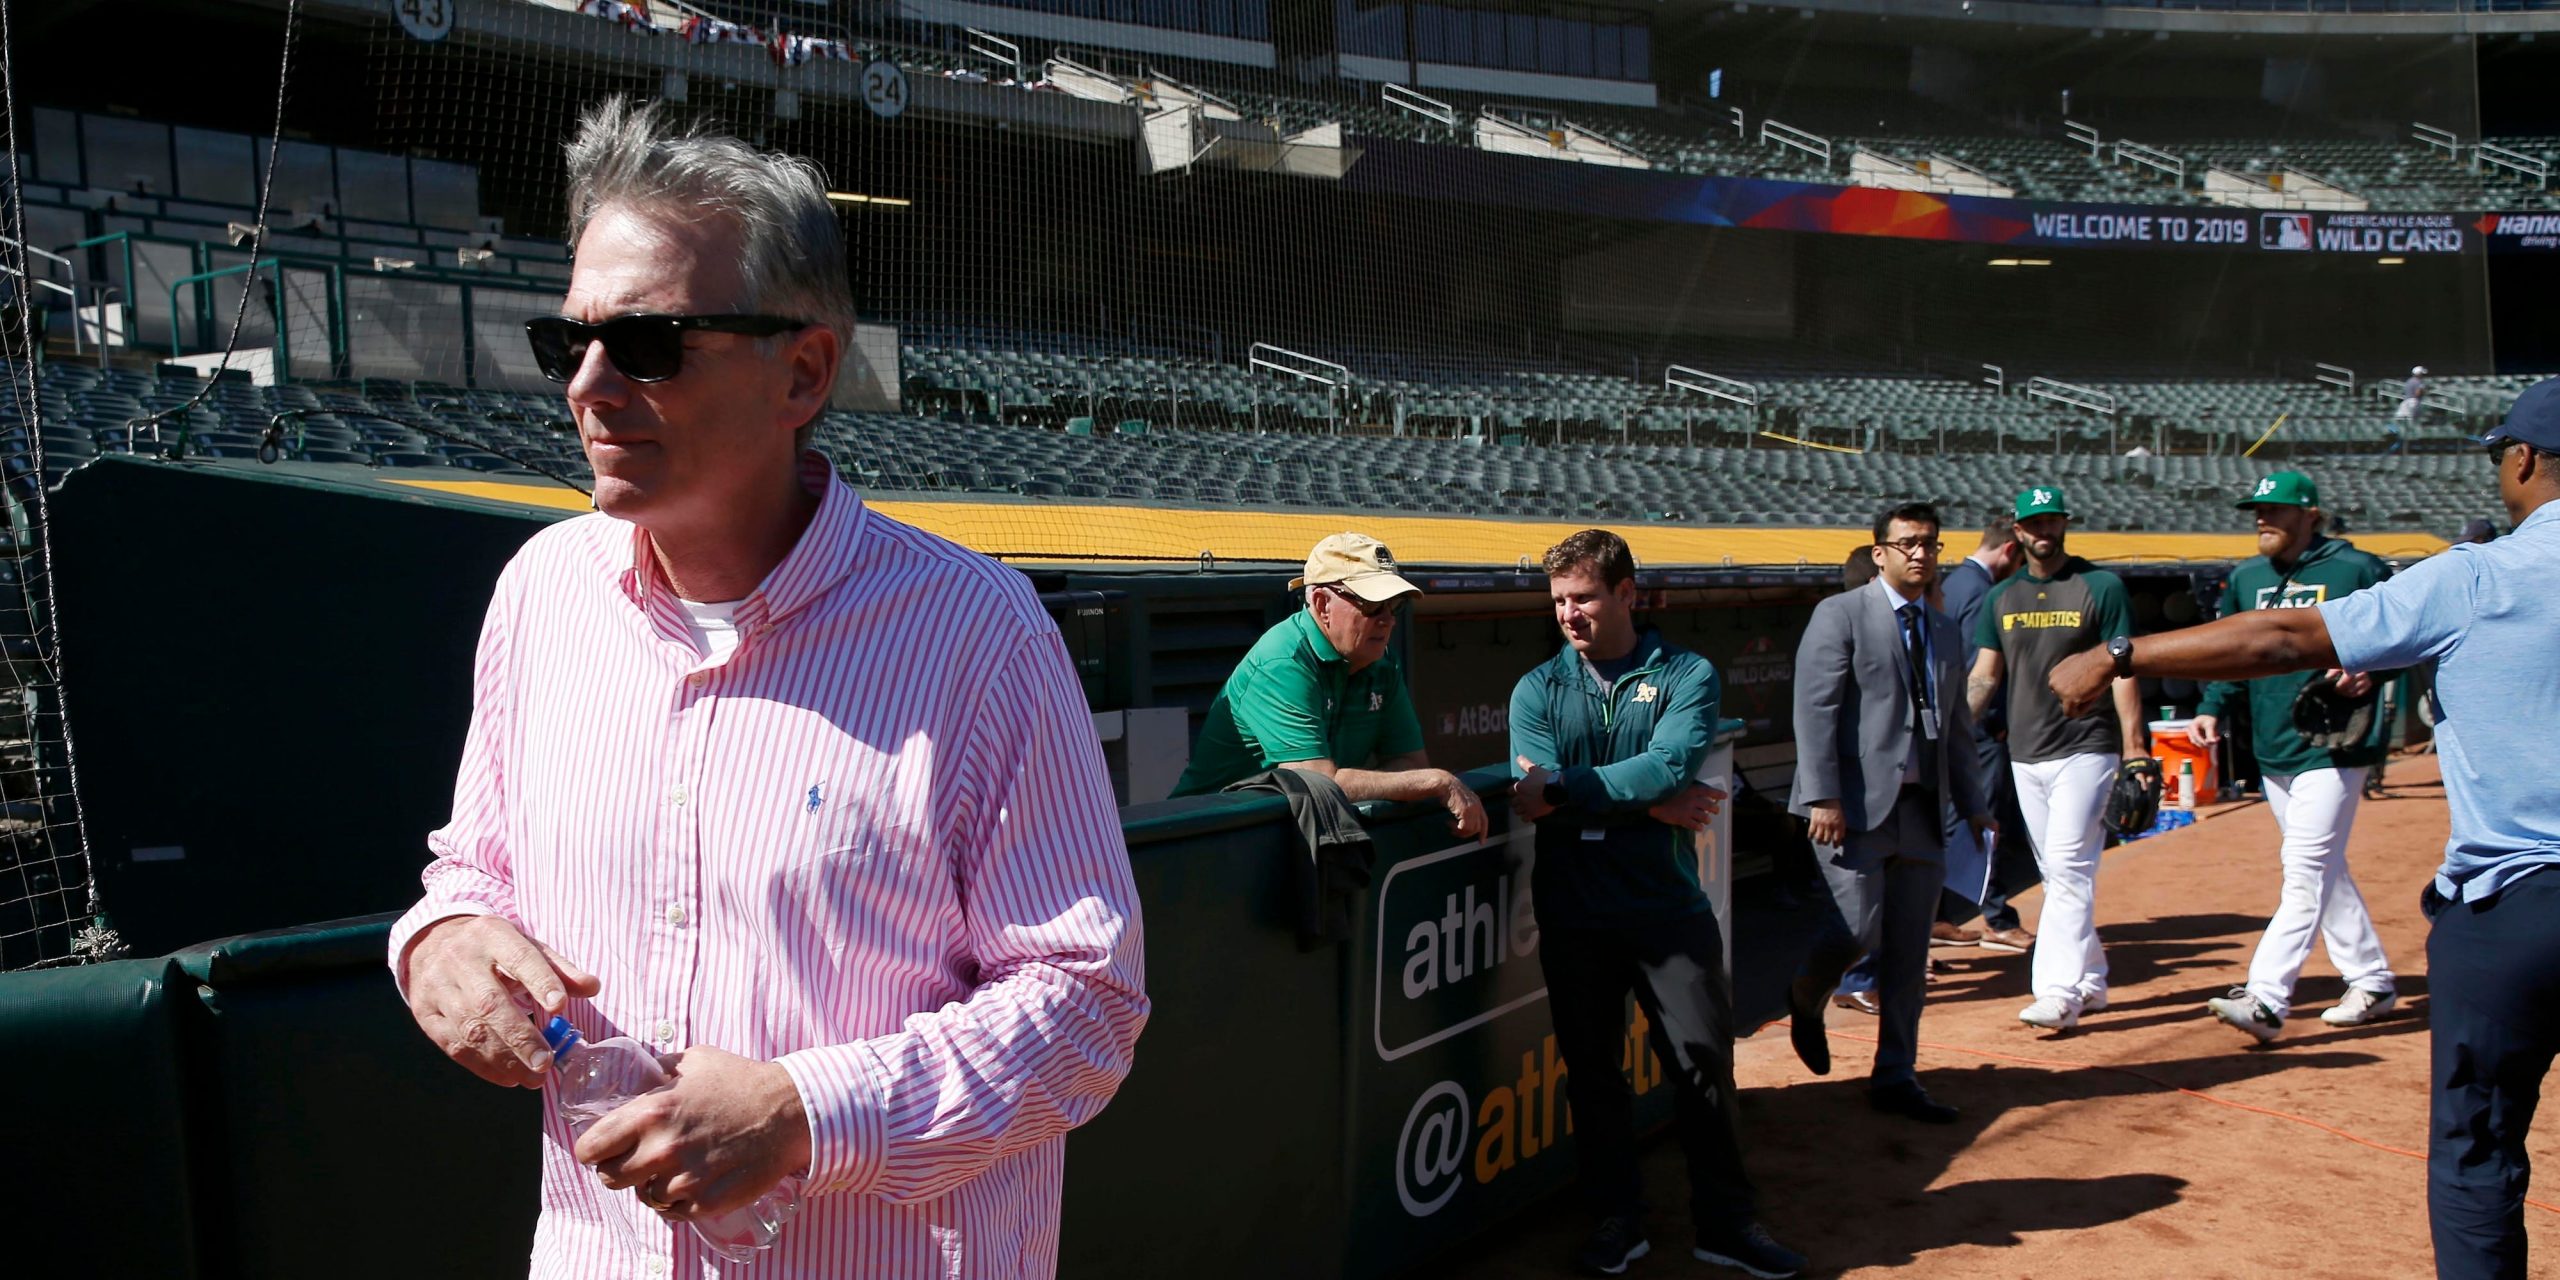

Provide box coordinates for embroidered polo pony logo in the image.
[806,784,824,813]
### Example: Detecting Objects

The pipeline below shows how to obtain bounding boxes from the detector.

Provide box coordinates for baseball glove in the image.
[2105,758,2164,841]
[2292,672,2379,750]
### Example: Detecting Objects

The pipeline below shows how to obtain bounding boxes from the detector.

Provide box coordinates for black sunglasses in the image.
[1321,585,1395,618]
[524,313,808,383]
[2485,437,2518,462]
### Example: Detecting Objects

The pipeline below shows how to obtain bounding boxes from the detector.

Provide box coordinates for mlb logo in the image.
[2260,213,2314,251]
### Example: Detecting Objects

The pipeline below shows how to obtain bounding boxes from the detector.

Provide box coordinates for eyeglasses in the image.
[524,313,808,383]
[1321,585,1396,618]
[1877,538,1944,558]
[2485,437,2517,463]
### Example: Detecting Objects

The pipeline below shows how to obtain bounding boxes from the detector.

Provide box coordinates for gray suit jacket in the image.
[1788,583,1991,863]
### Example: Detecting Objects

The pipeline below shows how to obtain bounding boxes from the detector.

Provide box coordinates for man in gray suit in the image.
[1785,502,1996,1123]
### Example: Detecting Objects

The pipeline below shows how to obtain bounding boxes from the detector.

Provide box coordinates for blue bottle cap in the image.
[540,1015,580,1058]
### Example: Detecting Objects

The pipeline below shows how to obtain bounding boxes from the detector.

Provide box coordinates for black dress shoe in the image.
[1788,979,1831,1076]
[1869,1080,1959,1124]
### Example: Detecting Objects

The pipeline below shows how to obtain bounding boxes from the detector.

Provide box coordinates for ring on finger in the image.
[639,1186,678,1214]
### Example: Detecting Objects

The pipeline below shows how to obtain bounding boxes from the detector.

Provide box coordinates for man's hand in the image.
[581,1044,814,1221]
[1805,800,1845,848]
[2050,647,2117,717]
[1511,757,1557,822]
[1967,811,1998,843]
[402,914,601,1088]
[2187,714,2221,748]
[1441,774,1488,839]
[1646,783,1728,834]
[2329,670,2375,699]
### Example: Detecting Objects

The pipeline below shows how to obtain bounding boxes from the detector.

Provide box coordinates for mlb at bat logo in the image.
[2261,213,2315,252]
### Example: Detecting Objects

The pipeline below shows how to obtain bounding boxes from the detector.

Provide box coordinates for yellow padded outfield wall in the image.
[389,479,2450,567]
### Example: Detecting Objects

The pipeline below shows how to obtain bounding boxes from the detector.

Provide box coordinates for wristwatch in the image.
[2108,634,2136,678]
[1542,780,1569,807]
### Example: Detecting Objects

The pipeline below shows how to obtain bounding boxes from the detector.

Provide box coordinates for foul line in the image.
[1821,1026,2560,1216]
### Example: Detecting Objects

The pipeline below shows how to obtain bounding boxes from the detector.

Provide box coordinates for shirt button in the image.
[688,673,707,688]
[666,903,688,927]
[655,1019,675,1043]
[668,783,689,806]
[646,1258,667,1276]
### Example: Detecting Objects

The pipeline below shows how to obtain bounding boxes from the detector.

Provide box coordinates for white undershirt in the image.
[677,596,745,660]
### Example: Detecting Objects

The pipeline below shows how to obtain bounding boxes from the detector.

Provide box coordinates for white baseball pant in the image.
[2014,752,2118,1010]
[2245,766,2395,1018]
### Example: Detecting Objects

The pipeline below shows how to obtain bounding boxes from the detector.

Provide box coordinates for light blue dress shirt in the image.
[2319,501,2560,901]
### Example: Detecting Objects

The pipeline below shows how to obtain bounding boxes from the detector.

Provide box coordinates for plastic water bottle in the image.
[541,1016,804,1262]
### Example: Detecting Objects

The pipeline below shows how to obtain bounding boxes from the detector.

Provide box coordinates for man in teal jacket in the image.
[1509,530,1801,1280]
[2191,471,2400,1041]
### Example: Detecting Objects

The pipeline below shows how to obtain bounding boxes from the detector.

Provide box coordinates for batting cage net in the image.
[0,0,2521,958]
[17,0,2513,572]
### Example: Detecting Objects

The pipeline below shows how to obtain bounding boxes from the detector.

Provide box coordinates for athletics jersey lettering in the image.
[2253,582,2330,610]
[2003,609,2086,630]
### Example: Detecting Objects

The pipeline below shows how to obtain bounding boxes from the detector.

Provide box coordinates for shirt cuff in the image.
[385,902,498,1003]
[776,1041,892,1196]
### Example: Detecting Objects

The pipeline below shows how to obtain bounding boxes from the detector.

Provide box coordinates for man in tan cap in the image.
[1170,533,1487,836]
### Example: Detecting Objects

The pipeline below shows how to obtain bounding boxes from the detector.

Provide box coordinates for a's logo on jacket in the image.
[1632,682,1659,704]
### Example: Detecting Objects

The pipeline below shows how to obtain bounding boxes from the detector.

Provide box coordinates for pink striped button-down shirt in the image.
[389,456,1148,1279]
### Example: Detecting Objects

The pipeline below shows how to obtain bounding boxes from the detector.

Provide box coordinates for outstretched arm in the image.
[2052,610,2338,716]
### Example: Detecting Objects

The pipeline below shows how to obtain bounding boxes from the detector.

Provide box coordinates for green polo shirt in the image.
[1172,608,1425,796]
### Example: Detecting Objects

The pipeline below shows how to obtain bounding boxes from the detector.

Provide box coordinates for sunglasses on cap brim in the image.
[524,313,808,383]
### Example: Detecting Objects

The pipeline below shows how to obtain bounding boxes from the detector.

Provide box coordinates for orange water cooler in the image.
[2148,719,2219,805]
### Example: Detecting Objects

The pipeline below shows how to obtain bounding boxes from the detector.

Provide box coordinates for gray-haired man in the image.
[392,100,1145,1277]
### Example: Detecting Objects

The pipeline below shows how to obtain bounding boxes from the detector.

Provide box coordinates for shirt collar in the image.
[618,451,867,642]
[1291,607,1347,666]
[1870,572,1925,613]
[1965,551,2000,574]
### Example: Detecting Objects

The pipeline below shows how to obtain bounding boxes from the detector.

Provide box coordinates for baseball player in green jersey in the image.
[1965,486,2146,1033]
[2191,472,2399,1041]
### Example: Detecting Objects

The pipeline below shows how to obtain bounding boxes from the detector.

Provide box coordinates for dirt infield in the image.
[1422,754,2560,1278]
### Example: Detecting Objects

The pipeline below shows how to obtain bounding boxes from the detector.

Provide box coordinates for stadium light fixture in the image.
[1987,258,2021,267]
[827,192,913,208]
[2375,256,2406,265]
[2019,258,2052,266]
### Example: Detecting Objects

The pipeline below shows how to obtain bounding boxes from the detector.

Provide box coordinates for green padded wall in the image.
[172,914,542,1280]
[0,956,201,1279]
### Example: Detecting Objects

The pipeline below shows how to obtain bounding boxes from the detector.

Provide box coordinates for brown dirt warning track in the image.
[1419,754,2560,1278]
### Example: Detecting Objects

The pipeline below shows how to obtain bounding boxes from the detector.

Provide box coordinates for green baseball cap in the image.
[2238,471,2320,510]
[2014,486,2070,520]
